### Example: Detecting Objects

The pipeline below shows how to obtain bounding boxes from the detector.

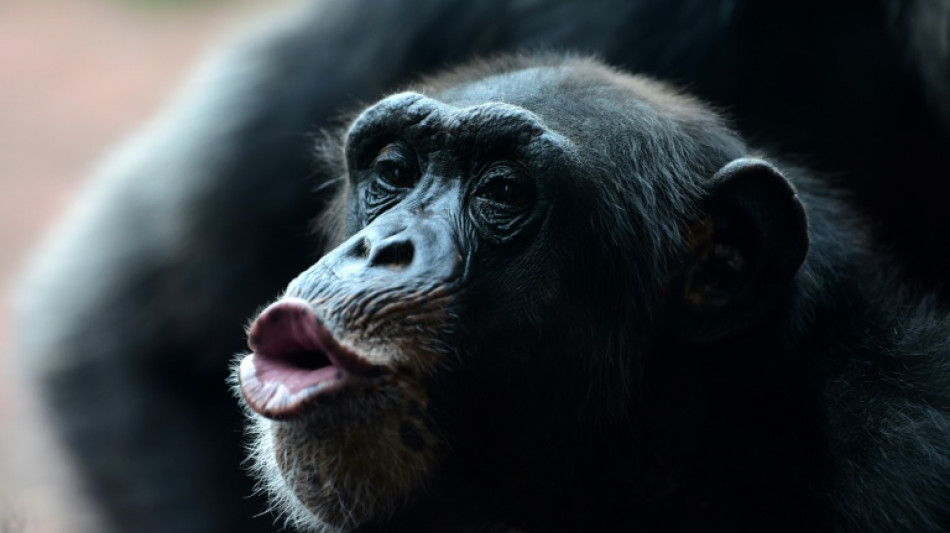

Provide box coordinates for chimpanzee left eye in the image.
[477,164,534,207]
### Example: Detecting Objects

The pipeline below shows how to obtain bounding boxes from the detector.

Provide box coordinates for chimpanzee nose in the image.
[362,235,415,269]
[323,215,459,283]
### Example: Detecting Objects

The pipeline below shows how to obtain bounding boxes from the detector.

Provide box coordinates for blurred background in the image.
[0,1,281,530]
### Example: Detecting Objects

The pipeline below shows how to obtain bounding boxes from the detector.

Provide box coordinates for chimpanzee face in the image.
[236,85,595,530]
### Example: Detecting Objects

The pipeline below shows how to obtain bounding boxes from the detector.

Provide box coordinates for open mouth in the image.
[238,298,382,419]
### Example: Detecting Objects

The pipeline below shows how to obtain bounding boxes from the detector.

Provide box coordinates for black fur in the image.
[236,55,950,532]
[13,1,950,532]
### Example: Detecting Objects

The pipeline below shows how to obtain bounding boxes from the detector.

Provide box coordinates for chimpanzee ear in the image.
[674,158,809,344]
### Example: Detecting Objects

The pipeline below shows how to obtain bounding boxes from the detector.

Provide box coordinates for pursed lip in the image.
[238,298,386,420]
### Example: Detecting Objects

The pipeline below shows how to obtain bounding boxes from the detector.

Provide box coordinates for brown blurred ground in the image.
[0,1,282,530]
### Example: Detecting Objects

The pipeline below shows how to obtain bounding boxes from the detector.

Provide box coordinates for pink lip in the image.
[238,298,378,419]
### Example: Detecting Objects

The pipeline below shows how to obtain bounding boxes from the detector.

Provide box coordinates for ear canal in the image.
[681,217,751,312]
[676,158,809,344]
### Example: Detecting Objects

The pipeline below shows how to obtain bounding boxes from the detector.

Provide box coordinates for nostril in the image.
[355,237,371,258]
[368,239,415,269]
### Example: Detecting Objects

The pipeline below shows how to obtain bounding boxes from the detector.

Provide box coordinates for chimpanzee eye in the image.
[373,143,419,188]
[477,164,534,207]
[482,180,530,206]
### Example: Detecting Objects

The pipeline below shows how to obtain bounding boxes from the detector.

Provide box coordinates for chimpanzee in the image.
[232,54,950,533]
[12,1,950,532]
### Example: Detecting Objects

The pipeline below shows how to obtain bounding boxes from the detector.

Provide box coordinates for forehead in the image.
[344,91,578,168]
[433,66,567,109]
[425,65,674,151]
[344,65,652,153]
[343,63,706,170]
